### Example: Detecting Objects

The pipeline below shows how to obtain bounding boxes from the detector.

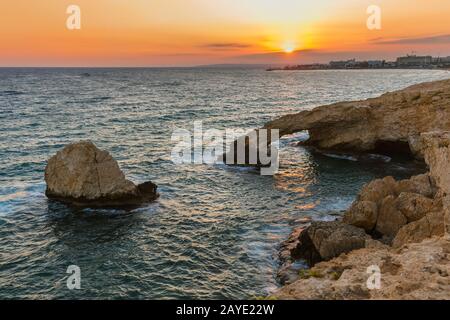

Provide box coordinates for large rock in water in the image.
[45,141,158,207]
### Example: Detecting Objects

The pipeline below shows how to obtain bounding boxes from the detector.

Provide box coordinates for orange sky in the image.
[0,0,449,66]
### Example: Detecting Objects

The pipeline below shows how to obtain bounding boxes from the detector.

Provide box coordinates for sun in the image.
[282,41,296,53]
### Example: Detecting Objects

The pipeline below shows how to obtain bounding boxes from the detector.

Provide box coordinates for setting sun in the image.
[0,0,449,66]
[282,42,296,53]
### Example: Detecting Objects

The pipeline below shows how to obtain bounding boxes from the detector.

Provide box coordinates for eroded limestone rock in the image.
[274,81,450,300]
[289,220,368,265]
[264,79,450,158]
[375,195,408,237]
[396,192,435,223]
[273,236,450,300]
[343,200,378,232]
[45,141,159,207]
[421,131,450,233]
[393,211,445,248]
[343,173,437,241]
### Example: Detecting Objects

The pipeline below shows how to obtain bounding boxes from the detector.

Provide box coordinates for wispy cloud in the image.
[371,34,450,45]
[200,43,252,50]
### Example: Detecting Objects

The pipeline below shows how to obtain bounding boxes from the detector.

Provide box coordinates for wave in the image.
[0,90,25,96]
[320,151,391,163]
[322,152,358,161]
[66,96,112,104]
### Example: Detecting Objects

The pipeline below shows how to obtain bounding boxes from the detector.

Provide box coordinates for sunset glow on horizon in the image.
[1,0,449,66]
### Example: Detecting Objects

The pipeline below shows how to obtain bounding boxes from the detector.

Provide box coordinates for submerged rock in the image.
[277,218,312,285]
[45,141,159,207]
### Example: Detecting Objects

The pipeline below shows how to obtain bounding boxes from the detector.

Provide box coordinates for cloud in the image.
[371,34,450,45]
[200,43,252,50]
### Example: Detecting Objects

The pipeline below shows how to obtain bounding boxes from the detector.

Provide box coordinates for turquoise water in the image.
[0,68,448,299]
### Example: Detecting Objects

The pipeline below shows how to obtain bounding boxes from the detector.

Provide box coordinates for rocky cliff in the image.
[271,79,450,300]
[274,236,450,299]
[264,79,450,158]
[273,131,450,300]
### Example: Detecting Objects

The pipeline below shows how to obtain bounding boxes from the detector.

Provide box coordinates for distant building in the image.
[368,60,385,68]
[268,54,450,72]
[437,56,450,66]
[329,59,378,69]
[330,59,355,68]
[384,61,397,68]
[396,55,433,67]
[346,60,369,69]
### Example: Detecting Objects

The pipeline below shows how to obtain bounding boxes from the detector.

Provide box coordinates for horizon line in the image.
[2,52,449,69]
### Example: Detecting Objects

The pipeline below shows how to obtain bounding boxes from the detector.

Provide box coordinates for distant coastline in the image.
[267,54,450,71]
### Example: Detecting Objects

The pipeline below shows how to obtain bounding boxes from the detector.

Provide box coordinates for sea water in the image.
[0,68,448,299]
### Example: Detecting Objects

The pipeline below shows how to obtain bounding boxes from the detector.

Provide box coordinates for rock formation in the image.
[264,79,450,158]
[420,131,450,234]
[272,79,450,299]
[343,173,443,246]
[45,141,159,207]
[273,130,450,299]
[274,236,450,300]
[224,79,450,169]
[291,221,369,265]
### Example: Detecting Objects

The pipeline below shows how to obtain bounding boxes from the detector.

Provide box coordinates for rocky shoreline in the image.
[41,79,450,299]
[270,80,450,299]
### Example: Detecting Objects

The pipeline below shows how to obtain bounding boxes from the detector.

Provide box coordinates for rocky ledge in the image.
[272,79,450,300]
[275,235,450,299]
[264,79,450,158]
[274,134,450,299]
[224,79,450,167]
[45,141,159,208]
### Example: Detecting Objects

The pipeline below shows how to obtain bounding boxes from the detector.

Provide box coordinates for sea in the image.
[0,67,448,299]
